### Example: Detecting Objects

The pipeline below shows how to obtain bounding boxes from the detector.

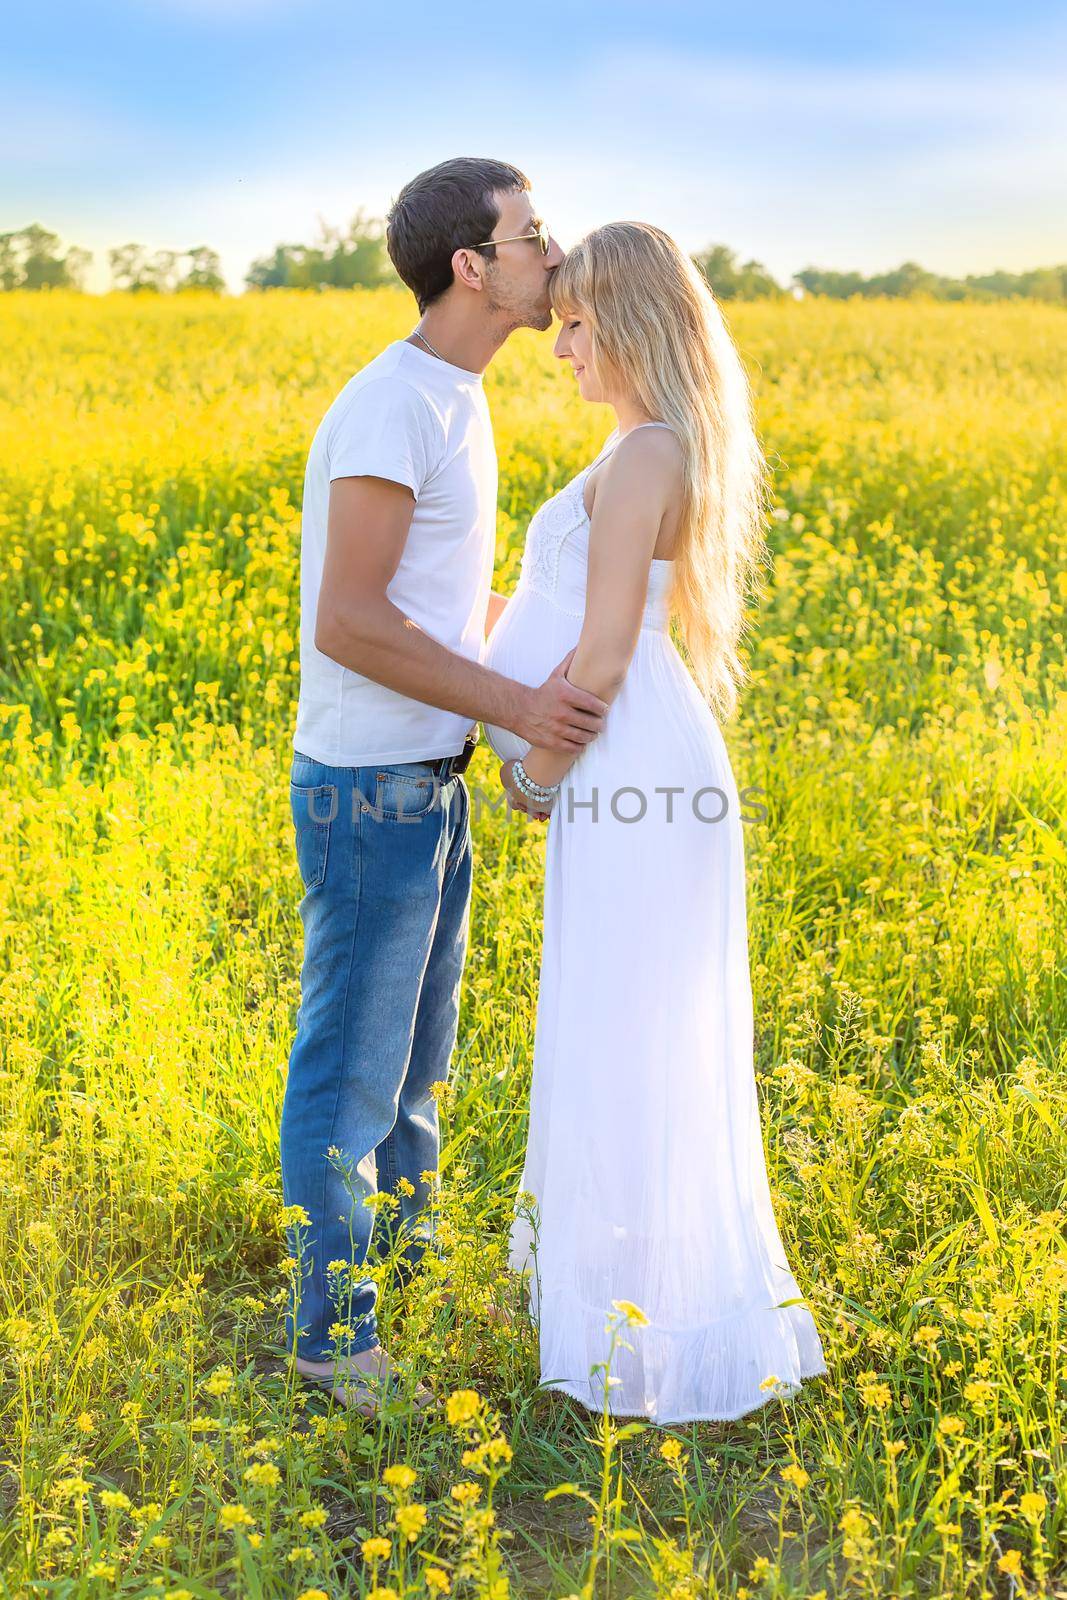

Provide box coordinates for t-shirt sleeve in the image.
[326,378,443,500]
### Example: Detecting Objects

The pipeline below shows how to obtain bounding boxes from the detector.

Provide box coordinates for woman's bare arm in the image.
[511,429,681,800]
[485,591,510,637]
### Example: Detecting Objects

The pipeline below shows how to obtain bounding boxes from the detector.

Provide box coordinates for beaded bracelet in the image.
[512,756,559,805]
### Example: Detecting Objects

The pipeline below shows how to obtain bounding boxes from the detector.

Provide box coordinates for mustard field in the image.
[0,289,1064,1598]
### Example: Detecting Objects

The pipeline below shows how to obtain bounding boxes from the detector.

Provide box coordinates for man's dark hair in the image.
[387,156,531,312]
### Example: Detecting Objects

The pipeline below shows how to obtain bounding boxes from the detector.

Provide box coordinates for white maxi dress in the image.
[483,424,827,1423]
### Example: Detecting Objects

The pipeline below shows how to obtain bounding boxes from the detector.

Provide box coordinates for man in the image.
[281,156,608,1415]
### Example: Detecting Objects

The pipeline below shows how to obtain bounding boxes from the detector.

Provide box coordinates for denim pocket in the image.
[366,766,440,822]
[290,781,336,889]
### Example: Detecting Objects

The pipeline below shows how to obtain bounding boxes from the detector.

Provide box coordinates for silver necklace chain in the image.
[412,326,445,362]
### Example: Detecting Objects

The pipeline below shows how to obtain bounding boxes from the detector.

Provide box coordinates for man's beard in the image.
[485,272,552,332]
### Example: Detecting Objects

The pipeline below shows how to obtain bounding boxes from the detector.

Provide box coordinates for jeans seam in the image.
[377,792,453,1214]
[315,780,366,1351]
[379,1125,399,1190]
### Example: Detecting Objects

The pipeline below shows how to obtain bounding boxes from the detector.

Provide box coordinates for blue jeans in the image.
[280,750,472,1360]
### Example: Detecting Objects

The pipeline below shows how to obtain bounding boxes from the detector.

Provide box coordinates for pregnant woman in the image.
[483,222,827,1423]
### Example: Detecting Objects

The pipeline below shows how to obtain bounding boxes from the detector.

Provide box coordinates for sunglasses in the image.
[472,220,551,256]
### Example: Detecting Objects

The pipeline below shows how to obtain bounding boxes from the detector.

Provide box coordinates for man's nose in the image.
[544,235,566,270]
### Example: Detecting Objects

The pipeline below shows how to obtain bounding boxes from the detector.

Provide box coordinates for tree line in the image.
[0,226,224,293]
[4,219,1067,303]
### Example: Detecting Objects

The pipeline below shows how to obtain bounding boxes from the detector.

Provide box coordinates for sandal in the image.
[298,1361,436,1418]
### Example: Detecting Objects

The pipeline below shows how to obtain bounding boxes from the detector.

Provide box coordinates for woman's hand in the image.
[499,760,552,823]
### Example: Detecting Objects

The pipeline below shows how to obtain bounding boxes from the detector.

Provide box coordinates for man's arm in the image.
[314,475,608,755]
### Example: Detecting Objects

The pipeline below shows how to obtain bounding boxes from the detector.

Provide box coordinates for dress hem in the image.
[536,1359,829,1426]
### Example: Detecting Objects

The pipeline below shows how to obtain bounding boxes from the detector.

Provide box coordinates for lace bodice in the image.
[518,425,675,627]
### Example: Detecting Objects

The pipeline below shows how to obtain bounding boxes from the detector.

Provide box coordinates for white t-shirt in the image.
[293,338,498,766]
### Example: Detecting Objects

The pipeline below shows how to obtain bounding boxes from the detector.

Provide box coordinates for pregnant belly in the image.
[482,585,582,763]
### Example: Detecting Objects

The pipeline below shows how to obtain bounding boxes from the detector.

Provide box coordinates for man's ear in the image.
[451,246,485,293]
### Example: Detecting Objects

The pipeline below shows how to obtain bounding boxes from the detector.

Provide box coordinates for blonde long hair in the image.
[550,222,770,720]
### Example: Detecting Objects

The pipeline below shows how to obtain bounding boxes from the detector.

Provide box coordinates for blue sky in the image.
[5,0,1066,291]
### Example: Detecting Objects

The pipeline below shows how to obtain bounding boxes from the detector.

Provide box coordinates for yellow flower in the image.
[1020,1492,1046,1520]
[243,1462,281,1489]
[395,1502,427,1542]
[780,1463,810,1490]
[247,1435,282,1458]
[300,1507,328,1530]
[997,1550,1023,1577]
[450,1482,482,1506]
[659,1438,683,1463]
[296,1590,331,1600]
[424,1568,451,1593]
[858,1374,892,1410]
[75,1412,94,1433]
[938,1415,966,1437]
[361,1536,391,1562]
[55,1477,91,1500]
[963,1378,997,1412]
[100,1489,132,1511]
[838,1506,875,1562]
[219,1504,255,1530]
[445,1389,483,1427]
[382,1463,417,1491]
[611,1298,649,1327]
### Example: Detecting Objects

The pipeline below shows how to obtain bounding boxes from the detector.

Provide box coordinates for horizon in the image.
[5,215,1067,297]
[6,0,1067,295]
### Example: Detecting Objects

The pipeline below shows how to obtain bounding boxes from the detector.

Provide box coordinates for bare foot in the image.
[295,1345,435,1417]
[437,1277,519,1328]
